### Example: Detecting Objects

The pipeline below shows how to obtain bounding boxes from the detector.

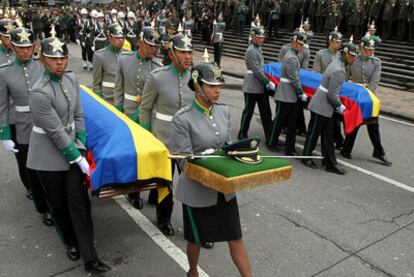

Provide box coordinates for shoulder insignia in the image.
[177,104,192,115]
[152,60,163,68]
[372,56,381,63]
[152,66,168,74]
[0,61,13,68]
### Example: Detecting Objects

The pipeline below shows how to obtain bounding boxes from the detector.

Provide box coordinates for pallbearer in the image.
[114,26,162,209]
[27,36,111,274]
[302,42,358,175]
[0,26,52,226]
[92,23,125,102]
[169,62,252,277]
[341,36,391,166]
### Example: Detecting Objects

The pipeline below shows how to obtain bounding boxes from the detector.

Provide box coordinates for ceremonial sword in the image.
[168,154,324,160]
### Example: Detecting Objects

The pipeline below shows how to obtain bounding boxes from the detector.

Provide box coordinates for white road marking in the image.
[379,115,414,127]
[294,143,414,193]
[113,196,210,277]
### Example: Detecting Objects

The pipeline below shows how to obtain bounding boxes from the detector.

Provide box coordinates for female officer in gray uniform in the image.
[27,37,110,274]
[169,62,253,277]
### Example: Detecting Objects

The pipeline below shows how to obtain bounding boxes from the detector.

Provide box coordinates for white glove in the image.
[1,140,19,153]
[76,39,80,45]
[336,104,347,114]
[76,157,90,176]
[200,148,215,155]
[266,81,276,91]
[299,93,308,102]
[81,42,85,48]
[91,46,95,52]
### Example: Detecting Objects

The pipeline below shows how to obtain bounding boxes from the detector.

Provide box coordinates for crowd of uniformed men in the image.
[0,0,398,275]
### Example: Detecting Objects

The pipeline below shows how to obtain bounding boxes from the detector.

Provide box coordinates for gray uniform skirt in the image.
[183,193,242,243]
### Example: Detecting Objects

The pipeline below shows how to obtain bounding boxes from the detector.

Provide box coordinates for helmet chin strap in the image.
[194,81,214,107]
[170,48,186,72]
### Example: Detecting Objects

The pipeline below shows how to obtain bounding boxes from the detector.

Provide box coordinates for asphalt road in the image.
[1,44,413,277]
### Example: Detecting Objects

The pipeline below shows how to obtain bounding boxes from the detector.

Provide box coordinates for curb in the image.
[222,71,414,123]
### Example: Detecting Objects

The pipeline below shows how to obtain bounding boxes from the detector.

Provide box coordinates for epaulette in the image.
[0,60,13,68]
[121,51,134,56]
[151,65,168,74]
[95,48,106,54]
[39,75,50,87]
[371,56,381,63]
[177,104,192,115]
[151,59,163,68]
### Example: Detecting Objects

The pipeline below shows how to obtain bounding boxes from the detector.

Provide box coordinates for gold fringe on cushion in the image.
[184,163,292,194]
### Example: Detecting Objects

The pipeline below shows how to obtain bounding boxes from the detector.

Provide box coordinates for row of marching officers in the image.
[238,23,392,176]
[0,21,110,273]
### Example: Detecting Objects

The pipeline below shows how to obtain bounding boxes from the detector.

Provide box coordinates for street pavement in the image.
[1,44,414,277]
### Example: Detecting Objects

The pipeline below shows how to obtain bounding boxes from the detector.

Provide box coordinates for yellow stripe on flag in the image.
[80,86,172,189]
[365,87,381,117]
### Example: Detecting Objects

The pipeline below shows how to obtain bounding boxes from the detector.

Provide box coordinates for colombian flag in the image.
[264,63,381,135]
[80,85,172,202]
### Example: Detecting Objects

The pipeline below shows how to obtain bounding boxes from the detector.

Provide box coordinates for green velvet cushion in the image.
[190,150,291,178]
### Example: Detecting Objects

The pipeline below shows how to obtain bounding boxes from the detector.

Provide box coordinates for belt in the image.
[15,105,30,112]
[33,122,75,134]
[280,77,291,83]
[155,112,173,122]
[125,93,142,103]
[318,85,328,93]
[102,81,115,88]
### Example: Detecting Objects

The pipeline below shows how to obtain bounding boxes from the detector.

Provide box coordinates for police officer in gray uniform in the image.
[211,13,226,67]
[0,27,52,226]
[27,37,111,274]
[302,42,358,174]
[0,19,32,198]
[313,31,342,74]
[169,62,253,277]
[114,27,162,209]
[0,19,17,64]
[140,33,194,236]
[267,31,308,155]
[92,23,125,103]
[341,36,392,166]
[238,25,274,144]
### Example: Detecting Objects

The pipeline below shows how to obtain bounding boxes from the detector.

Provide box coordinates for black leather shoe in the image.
[25,190,33,200]
[266,144,279,153]
[335,143,344,150]
[340,151,352,159]
[325,165,347,175]
[201,242,215,249]
[302,159,317,169]
[42,212,54,227]
[159,222,175,236]
[82,65,88,70]
[128,196,144,210]
[372,153,392,166]
[66,245,80,261]
[84,259,111,274]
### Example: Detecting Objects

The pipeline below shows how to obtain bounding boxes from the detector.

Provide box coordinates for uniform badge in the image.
[182,35,192,47]
[17,29,31,42]
[250,140,258,148]
[152,31,160,41]
[115,24,123,34]
[5,22,15,33]
[212,66,222,79]
[49,38,64,53]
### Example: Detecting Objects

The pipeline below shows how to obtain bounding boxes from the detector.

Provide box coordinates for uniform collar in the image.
[43,71,62,82]
[107,44,121,53]
[358,54,369,61]
[14,58,32,66]
[252,42,260,48]
[194,98,214,116]
[170,64,188,77]
[327,48,337,55]
[290,47,298,54]
[136,52,150,62]
[0,44,10,54]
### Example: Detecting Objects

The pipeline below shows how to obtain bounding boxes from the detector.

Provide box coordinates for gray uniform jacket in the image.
[348,55,381,94]
[313,48,340,73]
[242,43,267,94]
[114,51,162,118]
[275,48,303,103]
[92,45,124,101]
[27,72,86,171]
[0,49,16,125]
[140,65,193,146]
[308,57,345,118]
[278,43,310,69]
[212,21,226,43]
[169,101,236,208]
[0,59,44,144]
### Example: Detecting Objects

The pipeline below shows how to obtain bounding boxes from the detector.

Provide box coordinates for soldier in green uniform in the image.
[341,36,392,166]
[382,0,396,40]
[302,42,357,174]
[346,0,363,38]
[315,0,329,33]
[369,0,383,25]
[238,26,274,144]
[267,31,308,155]
[27,36,111,274]
[114,27,162,209]
[140,33,194,236]
[0,27,52,226]
[396,0,410,40]
[285,0,300,32]
[325,2,341,34]
[409,0,414,42]
[92,23,125,103]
